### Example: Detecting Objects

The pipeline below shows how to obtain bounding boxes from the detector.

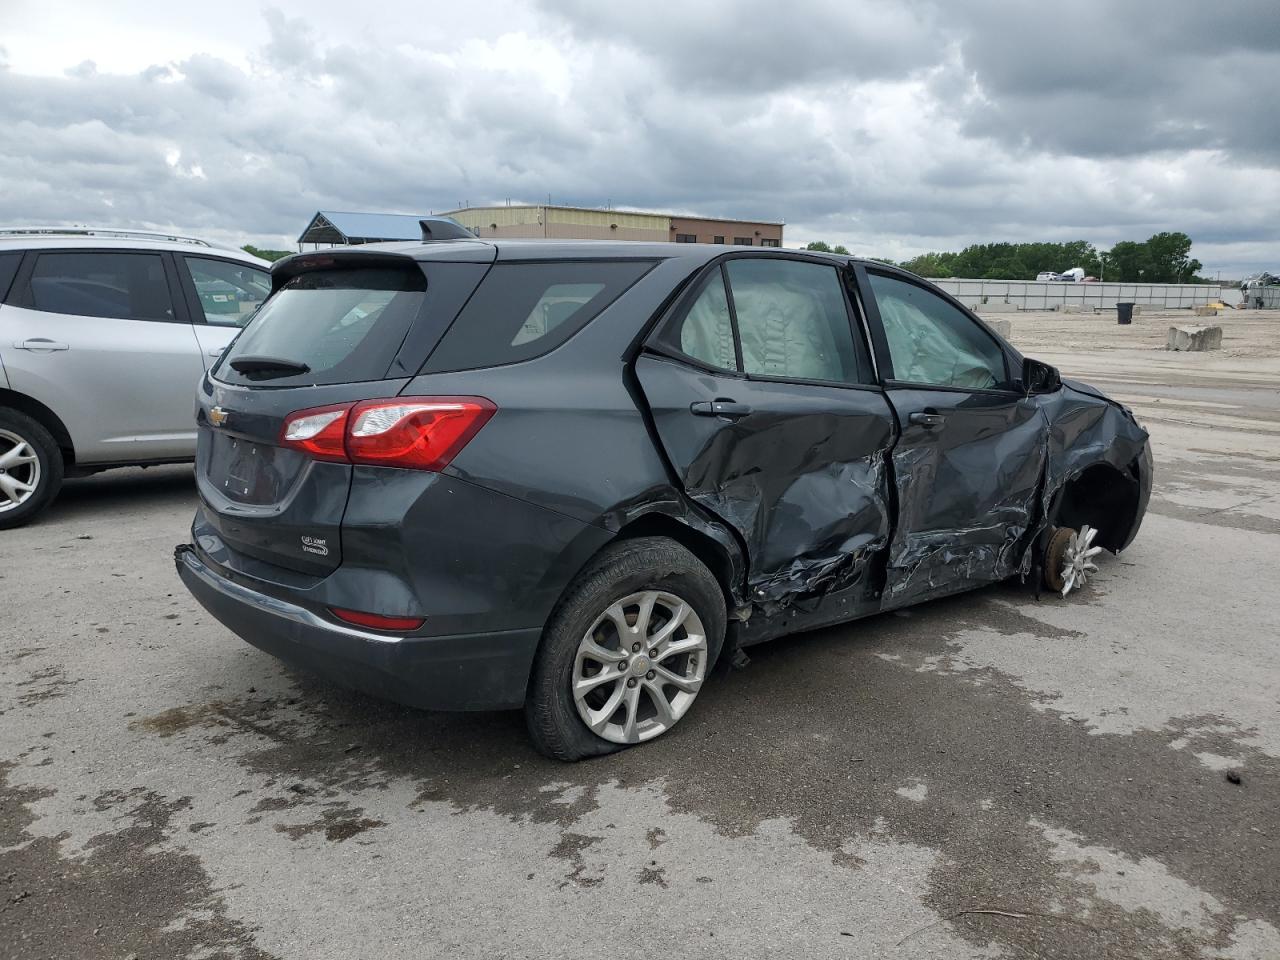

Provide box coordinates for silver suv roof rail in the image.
[0,226,213,247]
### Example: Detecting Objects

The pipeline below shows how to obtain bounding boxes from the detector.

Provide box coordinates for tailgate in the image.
[195,378,410,576]
[191,251,493,578]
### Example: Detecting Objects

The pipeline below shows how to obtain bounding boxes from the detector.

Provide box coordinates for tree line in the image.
[242,244,292,262]
[804,232,1205,283]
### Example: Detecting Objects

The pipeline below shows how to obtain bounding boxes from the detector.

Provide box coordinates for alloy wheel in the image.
[1058,524,1103,596]
[0,429,40,514]
[572,590,708,744]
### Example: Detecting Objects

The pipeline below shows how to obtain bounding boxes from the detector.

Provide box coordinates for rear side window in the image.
[183,256,271,327]
[217,266,425,386]
[422,260,655,373]
[660,257,873,385]
[26,252,174,321]
[727,258,866,384]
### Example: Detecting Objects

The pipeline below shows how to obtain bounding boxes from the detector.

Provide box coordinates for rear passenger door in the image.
[856,267,1047,607]
[0,250,205,462]
[636,254,897,612]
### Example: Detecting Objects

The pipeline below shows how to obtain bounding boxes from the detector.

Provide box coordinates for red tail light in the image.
[280,396,495,471]
[330,607,425,631]
[347,397,497,470]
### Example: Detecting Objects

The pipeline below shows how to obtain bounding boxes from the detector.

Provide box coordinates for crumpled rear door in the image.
[635,353,896,610]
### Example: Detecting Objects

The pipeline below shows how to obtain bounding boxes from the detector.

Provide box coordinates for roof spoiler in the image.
[418,217,474,241]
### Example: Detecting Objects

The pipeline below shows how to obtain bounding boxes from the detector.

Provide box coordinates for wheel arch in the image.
[611,511,742,616]
[1051,460,1142,553]
[0,388,75,465]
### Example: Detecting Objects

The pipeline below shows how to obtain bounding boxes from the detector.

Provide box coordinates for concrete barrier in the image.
[935,278,1223,310]
[984,319,1012,337]
[1167,325,1223,351]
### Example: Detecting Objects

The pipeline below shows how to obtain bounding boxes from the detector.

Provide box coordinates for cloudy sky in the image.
[1,0,1277,276]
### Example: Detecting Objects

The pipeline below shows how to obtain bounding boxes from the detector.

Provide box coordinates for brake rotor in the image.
[1044,524,1103,597]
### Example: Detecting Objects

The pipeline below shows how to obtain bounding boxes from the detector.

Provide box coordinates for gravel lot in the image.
[3,310,1278,960]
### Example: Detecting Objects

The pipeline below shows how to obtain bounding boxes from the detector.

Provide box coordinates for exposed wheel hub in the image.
[1045,524,1103,597]
[572,590,708,745]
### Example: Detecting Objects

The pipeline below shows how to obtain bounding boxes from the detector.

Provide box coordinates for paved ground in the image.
[3,311,1278,960]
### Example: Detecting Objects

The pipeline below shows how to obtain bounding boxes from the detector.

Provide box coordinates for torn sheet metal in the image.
[1036,379,1151,551]
[880,380,1148,608]
[635,354,1150,625]
[634,353,895,617]
[881,390,1047,608]
[683,432,892,612]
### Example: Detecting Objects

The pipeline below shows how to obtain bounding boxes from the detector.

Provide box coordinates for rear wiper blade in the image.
[228,355,311,376]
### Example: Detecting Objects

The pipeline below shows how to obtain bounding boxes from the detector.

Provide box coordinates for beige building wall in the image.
[446,205,669,242]
[443,205,783,246]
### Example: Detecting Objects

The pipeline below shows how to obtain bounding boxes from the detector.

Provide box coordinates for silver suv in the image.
[0,228,271,528]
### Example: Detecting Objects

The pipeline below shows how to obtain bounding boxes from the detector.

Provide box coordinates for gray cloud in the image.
[941,1,1280,162]
[0,1,1276,275]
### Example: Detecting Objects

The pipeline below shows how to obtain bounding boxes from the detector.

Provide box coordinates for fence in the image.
[932,279,1224,311]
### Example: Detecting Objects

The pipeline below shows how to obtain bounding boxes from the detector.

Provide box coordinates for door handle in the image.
[909,411,946,428]
[14,338,70,352]
[691,400,752,419]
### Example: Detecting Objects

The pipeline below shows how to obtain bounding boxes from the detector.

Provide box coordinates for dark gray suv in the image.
[176,237,1151,760]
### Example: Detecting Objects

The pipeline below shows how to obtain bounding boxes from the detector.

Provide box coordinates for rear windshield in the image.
[216,266,425,386]
[421,260,655,372]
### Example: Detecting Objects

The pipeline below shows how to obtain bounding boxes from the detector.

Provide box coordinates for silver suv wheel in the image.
[572,589,708,744]
[0,428,41,513]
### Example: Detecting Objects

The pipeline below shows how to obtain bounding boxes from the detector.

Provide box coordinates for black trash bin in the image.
[1116,302,1135,325]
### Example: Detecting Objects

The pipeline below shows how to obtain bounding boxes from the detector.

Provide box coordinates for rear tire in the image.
[525,537,726,761]
[0,408,63,530]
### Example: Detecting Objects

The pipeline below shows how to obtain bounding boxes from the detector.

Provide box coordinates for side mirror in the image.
[1022,357,1062,394]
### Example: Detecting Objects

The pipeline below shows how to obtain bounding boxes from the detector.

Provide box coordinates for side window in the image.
[726,258,868,385]
[512,283,605,345]
[184,257,271,327]
[422,260,655,373]
[867,272,1008,389]
[677,270,737,371]
[26,252,174,321]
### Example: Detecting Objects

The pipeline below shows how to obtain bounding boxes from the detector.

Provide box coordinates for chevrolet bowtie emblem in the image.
[209,406,230,428]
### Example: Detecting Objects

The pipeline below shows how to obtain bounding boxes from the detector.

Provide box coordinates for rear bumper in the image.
[175,543,540,711]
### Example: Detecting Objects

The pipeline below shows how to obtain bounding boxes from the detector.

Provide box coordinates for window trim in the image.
[855,264,1020,394]
[648,251,878,390]
[176,253,272,328]
[10,248,190,325]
